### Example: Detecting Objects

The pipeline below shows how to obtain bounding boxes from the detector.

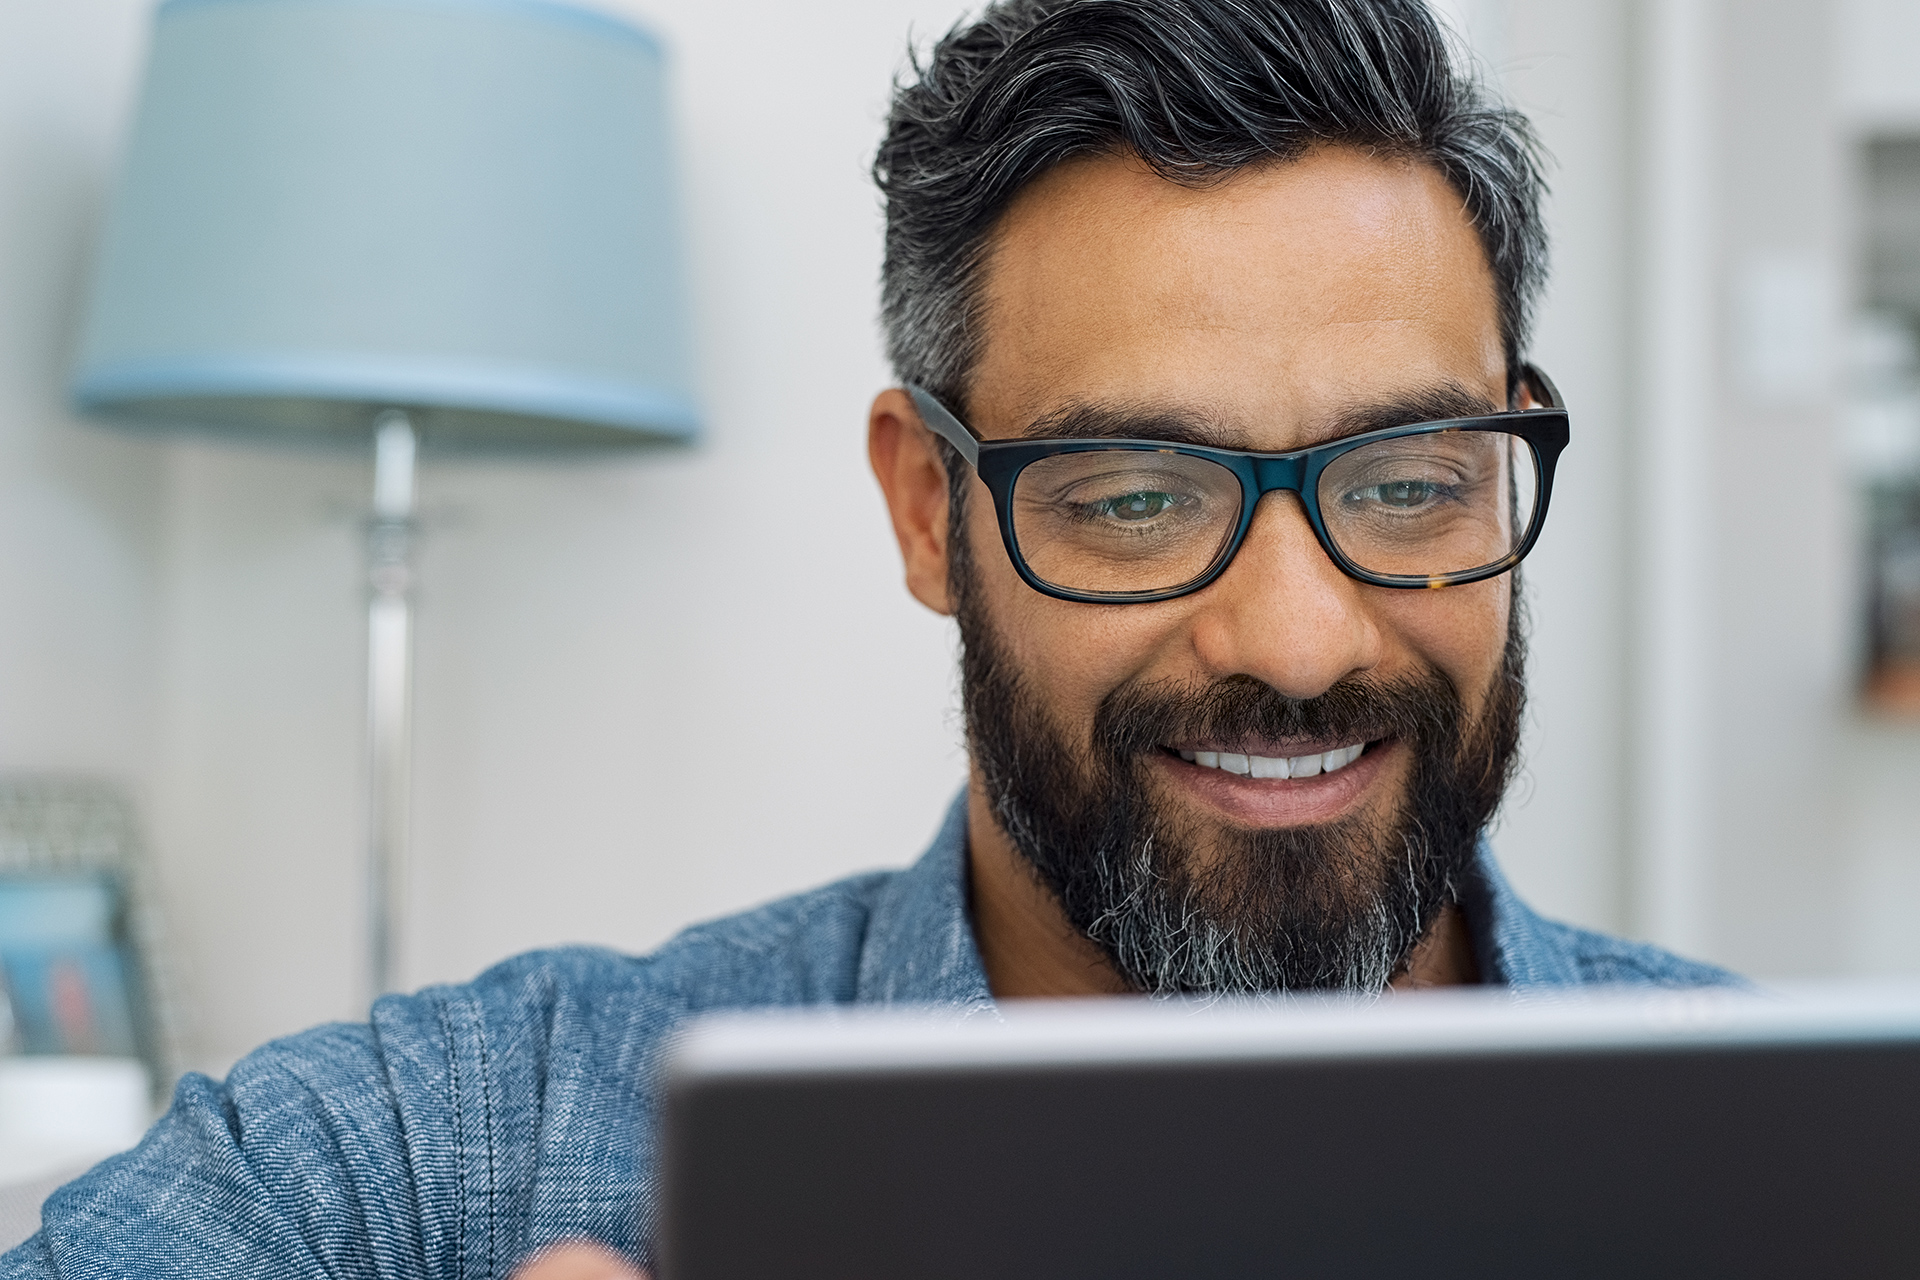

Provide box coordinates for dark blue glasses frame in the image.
[907,365,1570,604]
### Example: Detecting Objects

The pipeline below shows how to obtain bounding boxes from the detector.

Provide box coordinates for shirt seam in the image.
[436,997,469,1280]
[477,1007,497,1280]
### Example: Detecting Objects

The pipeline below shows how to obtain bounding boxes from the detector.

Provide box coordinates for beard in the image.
[955,544,1526,996]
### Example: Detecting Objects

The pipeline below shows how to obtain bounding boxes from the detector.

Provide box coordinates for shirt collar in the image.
[1459,837,1584,987]
[855,789,995,1010]
[856,787,1579,1001]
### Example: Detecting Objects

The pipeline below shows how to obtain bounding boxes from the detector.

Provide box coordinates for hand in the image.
[510,1241,648,1280]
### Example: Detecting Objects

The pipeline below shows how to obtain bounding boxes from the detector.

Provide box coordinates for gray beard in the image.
[1078,829,1422,995]
[954,569,1525,996]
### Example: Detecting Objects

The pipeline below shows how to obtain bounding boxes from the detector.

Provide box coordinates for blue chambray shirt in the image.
[3,793,1736,1277]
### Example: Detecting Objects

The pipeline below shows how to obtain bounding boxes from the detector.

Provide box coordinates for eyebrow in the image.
[1016,382,1505,451]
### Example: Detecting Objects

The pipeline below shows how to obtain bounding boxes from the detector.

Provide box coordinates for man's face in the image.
[886,145,1526,992]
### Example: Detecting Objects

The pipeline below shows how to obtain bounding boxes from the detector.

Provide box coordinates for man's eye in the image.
[1354,480,1447,509]
[1094,491,1184,521]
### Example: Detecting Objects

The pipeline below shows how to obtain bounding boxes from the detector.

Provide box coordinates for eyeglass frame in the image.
[906,365,1570,605]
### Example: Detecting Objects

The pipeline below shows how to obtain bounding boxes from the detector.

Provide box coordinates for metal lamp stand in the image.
[365,410,418,1002]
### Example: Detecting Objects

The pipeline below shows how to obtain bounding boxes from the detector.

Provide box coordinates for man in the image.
[3,1,1735,1276]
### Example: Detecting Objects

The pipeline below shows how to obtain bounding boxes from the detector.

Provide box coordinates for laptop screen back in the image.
[661,988,1920,1280]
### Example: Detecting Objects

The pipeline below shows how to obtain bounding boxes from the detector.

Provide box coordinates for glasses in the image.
[907,366,1569,604]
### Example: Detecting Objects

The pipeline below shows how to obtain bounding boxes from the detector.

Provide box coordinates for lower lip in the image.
[1153,740,1397,827]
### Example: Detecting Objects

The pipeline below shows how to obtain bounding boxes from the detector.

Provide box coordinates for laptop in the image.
[658,985,1920,1279]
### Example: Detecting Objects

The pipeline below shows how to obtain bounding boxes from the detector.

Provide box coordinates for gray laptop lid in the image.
[661,987,1920,1280]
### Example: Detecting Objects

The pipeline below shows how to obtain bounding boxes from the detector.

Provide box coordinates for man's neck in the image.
[963,778,1479,998]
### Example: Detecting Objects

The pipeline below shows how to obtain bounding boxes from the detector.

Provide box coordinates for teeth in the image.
[1181,742,1367,779]
[1249,754,1288,779]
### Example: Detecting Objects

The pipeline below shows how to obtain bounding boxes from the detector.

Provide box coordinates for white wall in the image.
[2,0,1914,1073]
[0,1,160,783]
[4,0,973,1069]
[1700,0,1854,977]
[1464,0,1920,983]
[1473,1,1638,938]
[150,0,976,1066]
[1835,0,1920,977]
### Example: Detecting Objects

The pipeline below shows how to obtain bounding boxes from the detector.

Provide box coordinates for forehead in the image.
[969,146,1505,447]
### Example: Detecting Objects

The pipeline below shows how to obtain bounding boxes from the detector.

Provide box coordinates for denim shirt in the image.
[3,793,1737,1278]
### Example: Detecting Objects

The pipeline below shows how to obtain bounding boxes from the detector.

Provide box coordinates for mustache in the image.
[1093,670,1461,761]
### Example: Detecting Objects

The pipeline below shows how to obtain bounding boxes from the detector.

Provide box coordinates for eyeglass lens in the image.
[1008,431,1541,595]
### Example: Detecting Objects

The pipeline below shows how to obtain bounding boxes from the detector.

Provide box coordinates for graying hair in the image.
[1082,831,1425,994]
[874,0,1549,411]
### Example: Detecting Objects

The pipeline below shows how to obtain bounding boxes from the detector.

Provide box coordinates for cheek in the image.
[1368,578,1512,706]
[963,493,1193,735]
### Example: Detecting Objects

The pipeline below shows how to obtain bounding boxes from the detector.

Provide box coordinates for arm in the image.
[1,1019,444,1278]
[3,949,678,1279]
[515,1243,647,1280]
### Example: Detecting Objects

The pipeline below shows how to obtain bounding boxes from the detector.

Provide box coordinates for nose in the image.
[1183,491,1382,699]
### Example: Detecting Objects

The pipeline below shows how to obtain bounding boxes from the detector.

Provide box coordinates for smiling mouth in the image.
[1172,741,1373,780]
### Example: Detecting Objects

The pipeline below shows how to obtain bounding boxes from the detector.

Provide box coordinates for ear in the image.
[868,388,956,616]
[1514,365,1551,411]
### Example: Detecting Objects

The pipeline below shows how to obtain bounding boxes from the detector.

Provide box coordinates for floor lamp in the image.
[70,0,699,1003]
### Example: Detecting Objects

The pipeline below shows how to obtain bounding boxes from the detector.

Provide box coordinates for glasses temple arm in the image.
[1520,363,1563,411]
[906,384,982,470]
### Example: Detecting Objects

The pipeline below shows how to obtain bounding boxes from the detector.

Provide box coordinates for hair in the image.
[874,0,1549,417]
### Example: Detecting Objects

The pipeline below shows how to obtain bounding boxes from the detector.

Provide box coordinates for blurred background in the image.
[0,0,1915,1168]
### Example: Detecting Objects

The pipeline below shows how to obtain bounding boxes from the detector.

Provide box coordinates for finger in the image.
[509,1240,648,1280]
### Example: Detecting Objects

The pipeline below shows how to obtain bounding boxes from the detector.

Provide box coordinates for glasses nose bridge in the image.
[1249,452,1307,497]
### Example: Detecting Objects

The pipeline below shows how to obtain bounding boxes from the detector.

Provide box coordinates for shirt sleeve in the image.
[0,950,670,1280]
[0,1013,460,1279]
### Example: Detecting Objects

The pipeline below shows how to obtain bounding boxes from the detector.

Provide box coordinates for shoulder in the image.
[1467,842,1746,990]
[649,866,905,1004]
[4,865,919,1278]
[1527,917,1747,989]
[216,862,911,1104]
[457,865,905,1021]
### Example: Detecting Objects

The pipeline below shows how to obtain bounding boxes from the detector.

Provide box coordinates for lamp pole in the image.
[70,0,698,1015]
[366,410,418,1002]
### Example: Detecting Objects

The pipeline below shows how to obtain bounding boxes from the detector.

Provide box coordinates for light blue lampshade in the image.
[72,0,699,449]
